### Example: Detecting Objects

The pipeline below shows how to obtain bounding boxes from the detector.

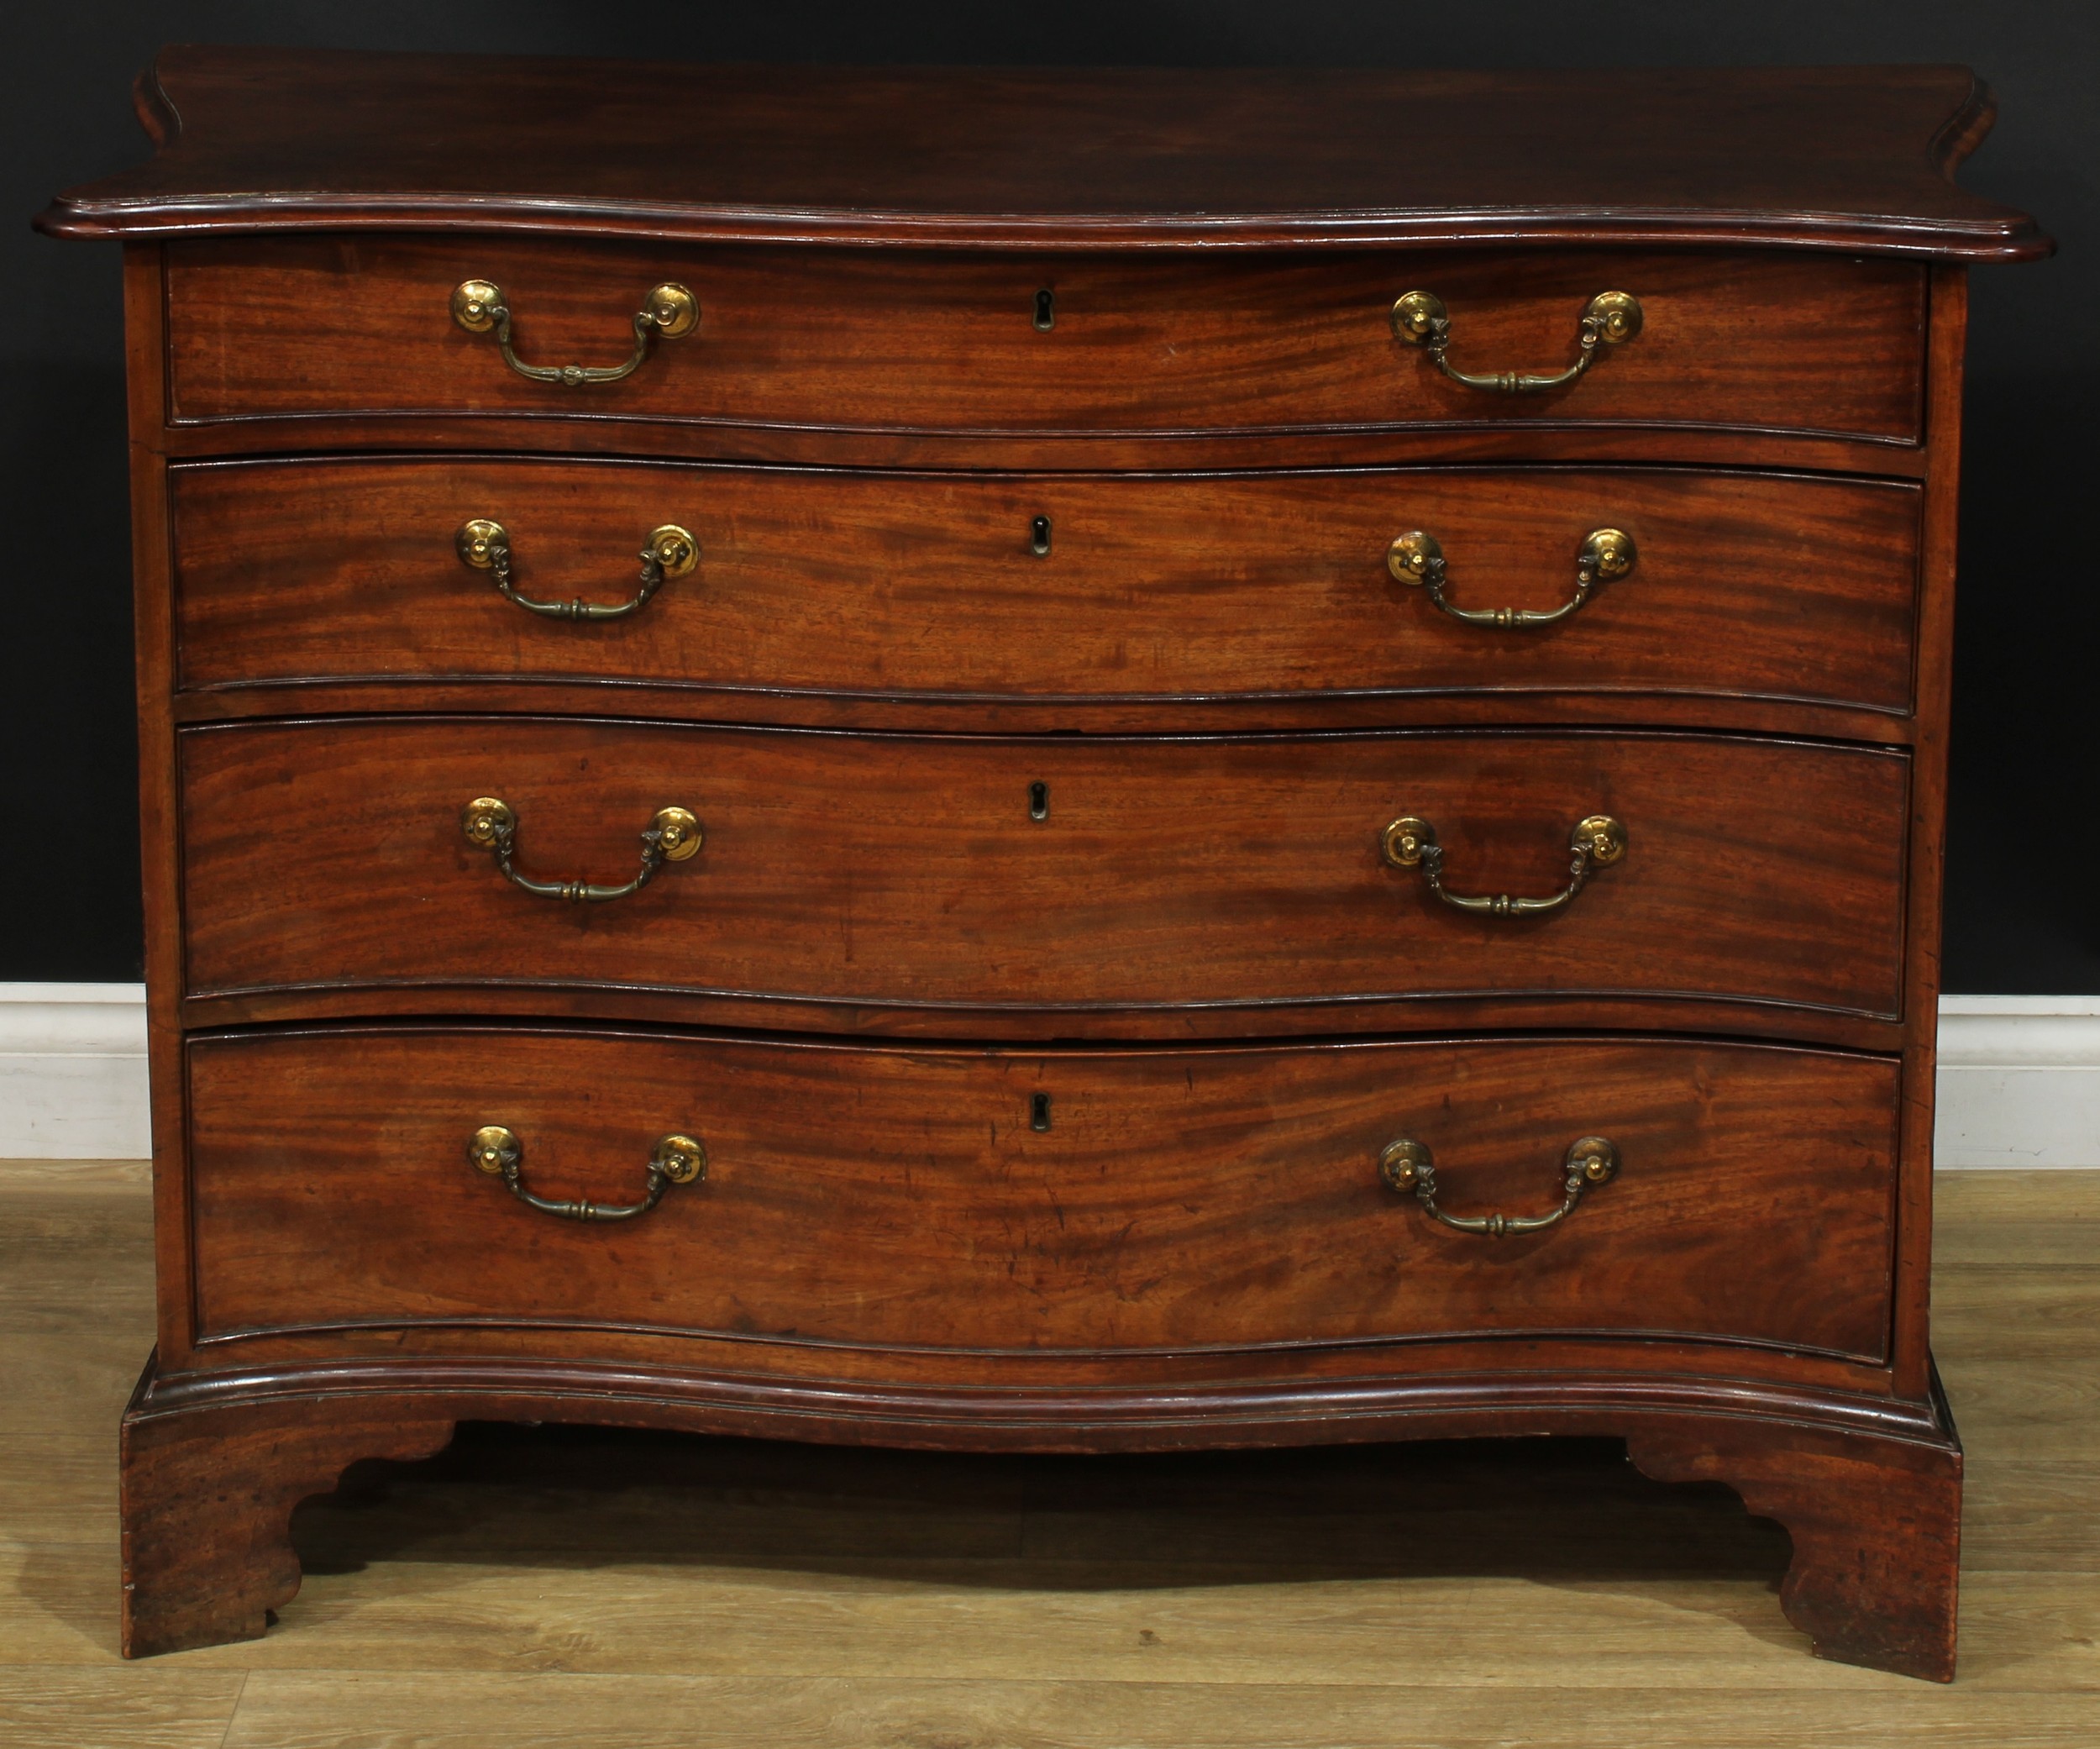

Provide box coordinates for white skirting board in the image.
[1933,995,2100,1168]
[1,985,2097,1165]
[0,984,152,1159]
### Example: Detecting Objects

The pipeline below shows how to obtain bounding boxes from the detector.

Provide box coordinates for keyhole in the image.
[1029,780,1049,821]
[1031,1093,1053,1132]
[1030,515,1053,557]
[1033,288,1056,331]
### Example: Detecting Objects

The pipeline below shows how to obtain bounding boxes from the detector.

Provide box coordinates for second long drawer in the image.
[171,459,1922,715]
[180,719,1908,1020]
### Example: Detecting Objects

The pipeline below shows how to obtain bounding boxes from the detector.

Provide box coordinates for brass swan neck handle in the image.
[1388,528,1635,628]
[456,519,699,622]
[451,278,698,386]
[1391,289,1642,394]
[459,796,703,904]
[1381,813,1626,917]
[470,1125,706,1223]
[1380,1135,1620,1237]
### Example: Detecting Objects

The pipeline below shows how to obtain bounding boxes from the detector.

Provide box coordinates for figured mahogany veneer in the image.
[117,1358,1963,1671]
[43,50,2044,260]
[186,1027,1899,1362]
[172,459,1923,716]
[177,718,1909,1022]
[162,236,1928,442]
[49,50,2046,1679]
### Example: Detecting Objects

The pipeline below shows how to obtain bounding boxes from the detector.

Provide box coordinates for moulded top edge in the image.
[34,48,2053,263]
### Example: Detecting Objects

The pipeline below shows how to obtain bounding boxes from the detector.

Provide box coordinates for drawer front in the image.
[174,460,1921,715]
[187,1027,1898,1362]
[165,237,1924,440]
[179,720,1908,1019]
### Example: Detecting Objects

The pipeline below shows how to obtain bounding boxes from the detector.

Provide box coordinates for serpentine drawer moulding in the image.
[38,47,2049,1678]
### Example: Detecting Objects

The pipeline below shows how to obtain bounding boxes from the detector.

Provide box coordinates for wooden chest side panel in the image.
[176,719,1910,1021]
[186,1027,1898,1361]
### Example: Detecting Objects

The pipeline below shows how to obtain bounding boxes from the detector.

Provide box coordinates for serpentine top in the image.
[37,49,2049,260]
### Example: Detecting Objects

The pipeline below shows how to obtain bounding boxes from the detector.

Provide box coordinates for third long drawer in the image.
[180,717,1908,1022]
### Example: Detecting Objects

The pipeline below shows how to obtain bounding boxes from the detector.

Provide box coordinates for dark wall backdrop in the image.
[3,2,2092,987]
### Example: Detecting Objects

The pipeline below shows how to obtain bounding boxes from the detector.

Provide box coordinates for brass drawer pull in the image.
[1388,528,1635,628]
[1390,290,1642,393]
[450,278,698,386]
[470,1124,706,1222]
[1379,1134,1620,1237]
[1381,813,1626,917]
[460,796,703,903]
[455,519,698,622]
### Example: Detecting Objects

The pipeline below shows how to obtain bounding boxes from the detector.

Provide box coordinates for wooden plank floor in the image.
[3,1160,2096,1746]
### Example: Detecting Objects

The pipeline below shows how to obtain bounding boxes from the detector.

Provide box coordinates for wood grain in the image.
[205,1674,2100,1747]
[1890,267,1969,1401]
[171,459,1923,717]
[123,244,194,1376]
[162,236,1928,443]
[176,718,1911,1023]
[9,1165,2099,1730]
[1630,1417,1961,1681]
[163,675,1939,749]
[119,1376,454,1657]
[113,1350,1965,1668]
[52,56,2046,1685]
[38,51,2048,260]
[183,1027,1899,1361]
[148,409,1943,482]
[0,1670,247,1749]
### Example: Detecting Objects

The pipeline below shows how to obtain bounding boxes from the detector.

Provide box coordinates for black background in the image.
[4,3,2092,988]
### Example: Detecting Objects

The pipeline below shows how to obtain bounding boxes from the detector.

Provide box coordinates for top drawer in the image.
[163,238,1926,442]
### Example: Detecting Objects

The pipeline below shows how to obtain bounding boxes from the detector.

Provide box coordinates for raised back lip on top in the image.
[35,47,2054,261]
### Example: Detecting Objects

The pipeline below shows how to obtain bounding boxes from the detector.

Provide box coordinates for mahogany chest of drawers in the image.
[41,48,2048,1678]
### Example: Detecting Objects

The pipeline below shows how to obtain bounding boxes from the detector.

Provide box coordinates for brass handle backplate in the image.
[460,796,703,903]
[1380,1134,1620,1237]
[1388,528,1635,628]
[1382,813,1626,917]
[1391,289,1642,393]
[470,1124,706,1222]
[451,278,698,386]
[456,519,698,621]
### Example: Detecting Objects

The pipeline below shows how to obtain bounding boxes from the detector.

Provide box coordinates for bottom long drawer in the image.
[186,1027,1898,1363]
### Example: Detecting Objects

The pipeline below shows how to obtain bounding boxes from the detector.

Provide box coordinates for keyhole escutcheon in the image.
[1032,1093,1053,1132]
[1033,288,1056,331]
[1030,515,1053,556]
[1029,781,1049,822]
